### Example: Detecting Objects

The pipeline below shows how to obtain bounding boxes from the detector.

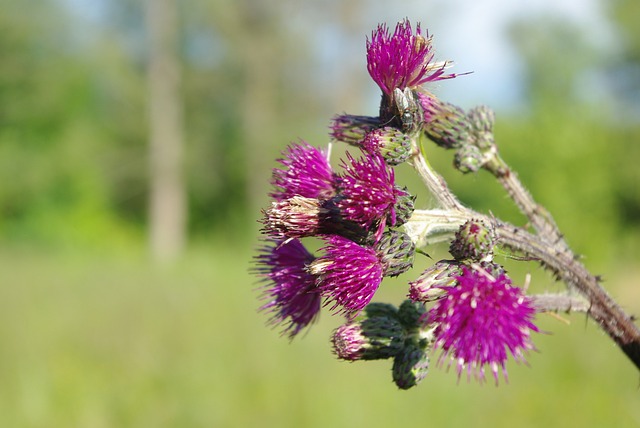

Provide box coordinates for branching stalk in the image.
[408,141,465,212]
[483,153,570,252]
[404,143,640,371]
[531,293,591,314]
[495,225,640,369]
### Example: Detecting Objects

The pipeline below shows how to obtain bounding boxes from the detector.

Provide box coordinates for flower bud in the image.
[466,105,495,150]
[408,260,463,302]
[392,342,430,389]
[473,261,507,280]
[362,127,412,165]
[330,114,381,146]
[449,219,496,262]
[261,196,367,242]
[390,187,415,227]
[375,230,416,277]
[364,302,399,319]
[420,96,472,149]
[454,144,483,173]
[261,196,328,239]
[397,300,428,332]
[332,316,405,361]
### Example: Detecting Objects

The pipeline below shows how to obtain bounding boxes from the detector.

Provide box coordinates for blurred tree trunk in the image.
[237,0,278,222]
[146,0,185,261]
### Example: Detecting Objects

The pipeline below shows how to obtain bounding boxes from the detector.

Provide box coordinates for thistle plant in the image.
[252,19,640,388]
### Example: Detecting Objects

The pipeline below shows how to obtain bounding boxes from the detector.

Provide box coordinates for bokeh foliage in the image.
[0,246,638,427]
[1,0,638,257]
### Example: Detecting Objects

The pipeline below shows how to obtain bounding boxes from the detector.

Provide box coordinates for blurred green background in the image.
[1,0,640,426]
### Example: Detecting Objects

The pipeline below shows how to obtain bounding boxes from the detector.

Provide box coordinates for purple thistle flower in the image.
[366,19,456,96]
[310,235,385,315]
[270,141,336,201]
[254,239,321,338]
[337,152,405,235]
[429,266,538,384]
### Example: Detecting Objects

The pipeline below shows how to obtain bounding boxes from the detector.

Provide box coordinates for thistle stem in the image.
[405,151,640,371]
[531,293,591,314]
[408,140,465,212]
[495,225,640,370]
[403,209,468,247]
[484,153,569,252]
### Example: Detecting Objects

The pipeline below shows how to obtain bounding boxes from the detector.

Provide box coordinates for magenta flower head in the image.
[270,141,336,201]
[366,19,456,96]
[254,239,321,338]
[310,235,385,314]
[337,152,406,237]
[429,266,539,384]
[310,232,414,315]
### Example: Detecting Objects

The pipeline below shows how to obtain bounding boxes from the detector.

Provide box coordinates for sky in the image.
[283,0,615,113]
[350,0,615,111]
[62,0,614,112]
[430,0,613,110]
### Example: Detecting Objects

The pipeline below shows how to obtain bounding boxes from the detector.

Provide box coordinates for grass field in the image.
[0,242,638,427]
